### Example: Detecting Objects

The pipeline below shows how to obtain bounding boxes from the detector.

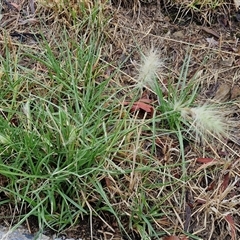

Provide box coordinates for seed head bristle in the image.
[137,49,163,90]
[181,105,230,142]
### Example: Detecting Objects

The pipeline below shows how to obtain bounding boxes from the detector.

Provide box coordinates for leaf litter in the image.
[103,1,240,239]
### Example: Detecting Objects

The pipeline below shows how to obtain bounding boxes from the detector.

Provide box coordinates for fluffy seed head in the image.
[181,105,230,142]
[137,49,163,90]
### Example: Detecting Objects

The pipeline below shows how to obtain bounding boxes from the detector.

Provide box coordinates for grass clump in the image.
[0,32,113,231]
[138,49,231,144]
[0,32,190,238]
[162,0,231,24]
[0,0,129,235]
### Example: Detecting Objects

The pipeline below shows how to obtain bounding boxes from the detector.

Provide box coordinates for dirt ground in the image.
[1,0,240,239]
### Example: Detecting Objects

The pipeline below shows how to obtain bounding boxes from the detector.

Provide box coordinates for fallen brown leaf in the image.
[213,83,231,102]
[163,236,180,240]
[201,26,220,38]
[207,180,216,191]
[123,98,154,117]
[105,177,112,189]
[220,173,230,192]
[196,158,215,164]
[231,85,240,100]
[196,198,207,204]
[163,236,188,240]
[184,204,191,232]
[225,214,236,240]
[196,158,219,172]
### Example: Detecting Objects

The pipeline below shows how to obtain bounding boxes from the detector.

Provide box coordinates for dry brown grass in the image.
[103,1,240,239]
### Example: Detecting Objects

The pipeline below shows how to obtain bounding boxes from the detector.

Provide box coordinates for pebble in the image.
[0,226,81,240]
